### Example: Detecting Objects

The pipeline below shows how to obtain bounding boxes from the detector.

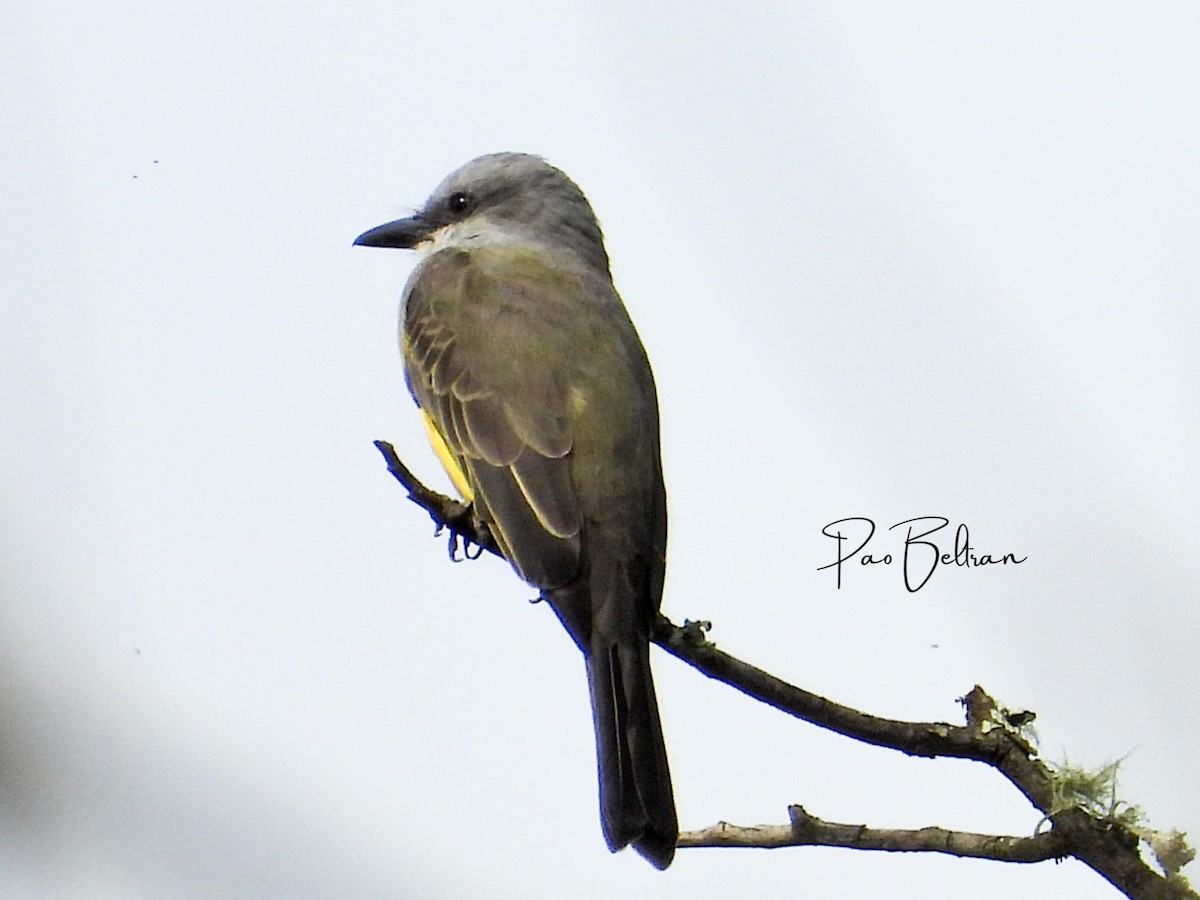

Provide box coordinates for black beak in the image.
[353,215,433,249]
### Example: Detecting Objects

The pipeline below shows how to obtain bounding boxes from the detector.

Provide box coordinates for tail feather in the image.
[588,638,677,869]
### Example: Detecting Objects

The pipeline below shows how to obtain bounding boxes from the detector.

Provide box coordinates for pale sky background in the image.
[3,3,1198,898]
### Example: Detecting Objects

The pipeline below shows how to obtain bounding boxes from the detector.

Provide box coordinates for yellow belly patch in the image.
[421,408,474,501]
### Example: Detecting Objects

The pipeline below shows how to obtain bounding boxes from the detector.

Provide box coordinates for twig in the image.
[679,805,1068,862]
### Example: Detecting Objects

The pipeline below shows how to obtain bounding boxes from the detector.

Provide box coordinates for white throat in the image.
[417,218,513,259]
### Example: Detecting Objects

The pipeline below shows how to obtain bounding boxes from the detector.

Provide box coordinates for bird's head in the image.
[354,152,610,272]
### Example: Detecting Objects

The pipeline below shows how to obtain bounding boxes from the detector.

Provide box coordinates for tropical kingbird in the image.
[354,153,677,868]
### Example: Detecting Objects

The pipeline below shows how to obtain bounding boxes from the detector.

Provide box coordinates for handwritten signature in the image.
[819,516,1027,591]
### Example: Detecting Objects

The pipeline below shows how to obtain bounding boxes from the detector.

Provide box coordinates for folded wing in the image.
[402,246,583,590]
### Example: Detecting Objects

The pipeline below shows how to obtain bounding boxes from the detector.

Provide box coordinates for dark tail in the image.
[587,636,677,869]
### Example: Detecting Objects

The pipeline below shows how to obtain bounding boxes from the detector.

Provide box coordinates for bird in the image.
[354,152,677,868]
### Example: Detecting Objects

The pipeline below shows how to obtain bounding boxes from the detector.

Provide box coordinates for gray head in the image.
[354,152,610,273]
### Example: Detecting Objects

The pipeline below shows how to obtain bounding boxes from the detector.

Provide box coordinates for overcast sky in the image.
[3,3,1198,898]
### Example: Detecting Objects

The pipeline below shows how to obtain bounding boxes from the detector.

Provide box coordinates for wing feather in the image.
[510,448,581,538]
[401,247,583,589]
[429,342,464,394]
[467,458,579,588]
[504,400,572,459]
[462,395,524,465]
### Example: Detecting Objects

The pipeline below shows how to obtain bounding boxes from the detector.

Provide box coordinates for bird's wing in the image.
[402,245,584,590]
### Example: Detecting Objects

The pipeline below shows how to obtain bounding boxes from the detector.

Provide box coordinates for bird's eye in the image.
[447,191,472,214]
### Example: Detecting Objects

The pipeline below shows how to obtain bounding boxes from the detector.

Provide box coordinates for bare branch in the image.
[679,805,1069,863]
[649,618,1051,797]
[650,614,1194,900]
